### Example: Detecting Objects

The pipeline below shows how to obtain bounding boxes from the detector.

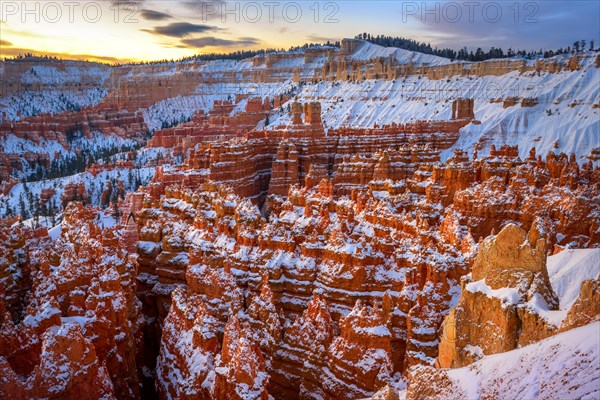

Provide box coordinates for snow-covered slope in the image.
[0,88,107,121]
[518,249,600,327]
[347,40,451,66]
[266,52,599,161]
[548,249,600,309]
[0,61,111,121]
[429,322,600,400]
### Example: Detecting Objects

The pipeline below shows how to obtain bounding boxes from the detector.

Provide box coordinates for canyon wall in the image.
[128,140,598,398]
[0,41,598,400]
[0,59,111,98]
[145,99,473,204]
[0,129,597,399]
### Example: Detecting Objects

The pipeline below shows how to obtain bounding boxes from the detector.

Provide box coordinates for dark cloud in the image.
[181,36,260,48]
[110,0,145,5]
[306,35,339,43]
[140,9,172,21]
[141,22,219,38]
[404,0,600,50]
[0,39,13,47]
[180,0,226,21]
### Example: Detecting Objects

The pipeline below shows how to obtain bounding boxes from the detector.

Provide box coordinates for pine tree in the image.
[112,200,121,220]
[135,172,141,190]
[49,199,57,226]
[19,194,27,220]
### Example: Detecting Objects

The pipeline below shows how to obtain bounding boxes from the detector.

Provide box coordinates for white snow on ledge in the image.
[397,322,600,399]
[465,279,522,304]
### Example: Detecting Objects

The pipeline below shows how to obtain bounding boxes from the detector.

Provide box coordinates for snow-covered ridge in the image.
[0,59,111,121]
[346,39,452,66]
[20,65,110,85]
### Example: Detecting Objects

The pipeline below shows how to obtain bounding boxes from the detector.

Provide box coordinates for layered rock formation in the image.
[0,103,148,180]
[147,100,474,205]
[1,41,599,400]
[123,135,598,398]
[147,96,272,153]
[0,204,143,399]
[62,182,89,208]
[0,106,147,143]
[1,131,597,399]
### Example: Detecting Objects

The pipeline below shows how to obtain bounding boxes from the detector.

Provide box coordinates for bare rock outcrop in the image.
[437,224,559,368]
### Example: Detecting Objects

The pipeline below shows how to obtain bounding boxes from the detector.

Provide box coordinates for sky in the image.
[0,0,599,63]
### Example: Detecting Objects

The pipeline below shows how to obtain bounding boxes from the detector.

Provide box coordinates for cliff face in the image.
[560,278,600,330]
[0,104,148,180]
[124,135,598,398]
[437,223,559,369]
[146,100,473,204]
